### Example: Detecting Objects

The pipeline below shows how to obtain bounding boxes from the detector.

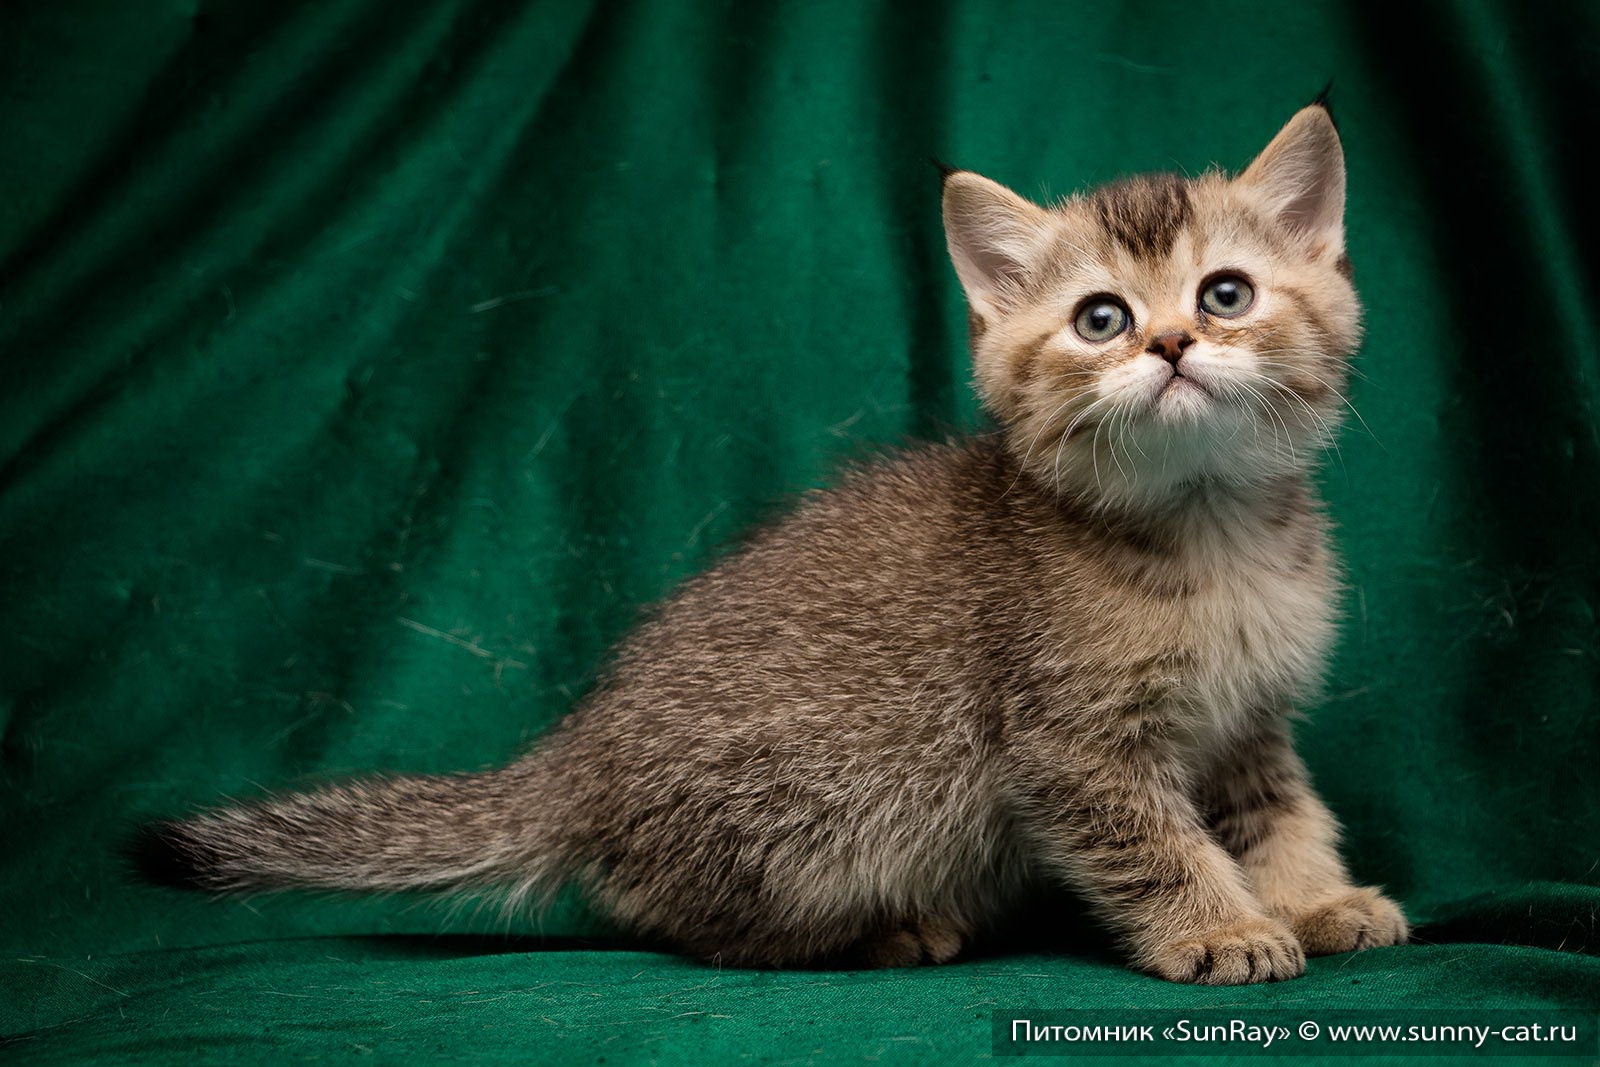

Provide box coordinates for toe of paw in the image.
[1148,920,1304,985]
[1294,888,1409,955]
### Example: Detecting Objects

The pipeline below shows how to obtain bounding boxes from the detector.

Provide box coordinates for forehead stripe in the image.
[1090,174,1191,260]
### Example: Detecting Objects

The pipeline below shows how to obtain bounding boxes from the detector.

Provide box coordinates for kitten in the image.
[135,100,1408,985]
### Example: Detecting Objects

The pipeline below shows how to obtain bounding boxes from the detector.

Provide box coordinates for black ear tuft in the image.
[1310,80,1338,129]
[124,822,209,890]
[930,156,962,182]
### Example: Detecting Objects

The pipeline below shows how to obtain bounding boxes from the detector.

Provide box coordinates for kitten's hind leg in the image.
[858,916,967,968]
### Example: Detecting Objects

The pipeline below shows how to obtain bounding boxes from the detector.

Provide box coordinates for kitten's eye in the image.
[1199,275,1255,317]
[1074,297,1131,342]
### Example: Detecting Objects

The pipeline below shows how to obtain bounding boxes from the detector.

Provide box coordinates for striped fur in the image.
[137,104,1406,983]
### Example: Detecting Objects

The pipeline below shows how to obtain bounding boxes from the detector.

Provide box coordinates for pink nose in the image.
[1147,331,1195,365]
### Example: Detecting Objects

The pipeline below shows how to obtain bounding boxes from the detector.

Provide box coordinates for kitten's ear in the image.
[1238,105,1346,250]
[942,171,1051,320]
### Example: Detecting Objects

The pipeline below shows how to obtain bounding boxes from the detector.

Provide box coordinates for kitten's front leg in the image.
[1204,721,1409,956]
[1018,735,1304,985]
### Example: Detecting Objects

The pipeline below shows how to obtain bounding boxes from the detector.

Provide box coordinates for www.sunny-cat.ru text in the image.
[992,1010,1591,1056]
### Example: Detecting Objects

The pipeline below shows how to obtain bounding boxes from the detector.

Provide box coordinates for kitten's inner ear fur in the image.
[942,172,1052,322]
[1238,105,1347,251]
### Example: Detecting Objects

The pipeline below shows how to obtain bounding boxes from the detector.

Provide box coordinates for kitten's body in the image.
[139,103,1408,983]
[545,439,1338,968]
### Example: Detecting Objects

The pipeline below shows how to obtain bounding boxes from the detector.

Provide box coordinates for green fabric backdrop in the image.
[3,0,1598,1062]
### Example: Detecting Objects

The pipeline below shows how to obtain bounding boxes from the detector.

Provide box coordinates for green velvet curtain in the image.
[3,0,1597,1062]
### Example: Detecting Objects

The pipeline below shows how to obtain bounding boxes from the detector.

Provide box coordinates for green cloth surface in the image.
[2,0,1598,1062]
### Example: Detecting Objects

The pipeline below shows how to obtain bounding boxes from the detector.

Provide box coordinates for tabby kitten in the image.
[137,101,1408,984]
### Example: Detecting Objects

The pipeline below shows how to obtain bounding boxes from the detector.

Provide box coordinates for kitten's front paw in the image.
[1143,918,1305,985]
[1287,887,1409,956]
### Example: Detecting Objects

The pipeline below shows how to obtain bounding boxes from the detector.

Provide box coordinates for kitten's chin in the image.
[1151,374,1214,421]
[1146,369,1221,425]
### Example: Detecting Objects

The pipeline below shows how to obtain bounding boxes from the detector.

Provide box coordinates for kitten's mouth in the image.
[1144,368,1223,425]
[1155,370,1214,403]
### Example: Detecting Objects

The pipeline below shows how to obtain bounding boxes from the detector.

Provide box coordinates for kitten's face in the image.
[944,106,1360,510]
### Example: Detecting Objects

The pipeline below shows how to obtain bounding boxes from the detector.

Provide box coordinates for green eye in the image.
[1074,297,1131,342]
[1199,274,1255,317]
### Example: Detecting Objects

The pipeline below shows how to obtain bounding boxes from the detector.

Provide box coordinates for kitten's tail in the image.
[130,762,565,901]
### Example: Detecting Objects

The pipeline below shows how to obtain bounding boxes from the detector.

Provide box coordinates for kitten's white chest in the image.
[1169,535,1336,755]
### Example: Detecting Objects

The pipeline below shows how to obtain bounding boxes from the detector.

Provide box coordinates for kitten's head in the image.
[943,104,1360,512]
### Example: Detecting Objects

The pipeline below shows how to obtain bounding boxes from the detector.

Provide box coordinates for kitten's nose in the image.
[1147,331,1195,365]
